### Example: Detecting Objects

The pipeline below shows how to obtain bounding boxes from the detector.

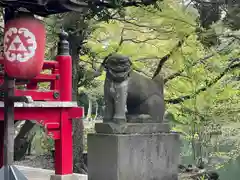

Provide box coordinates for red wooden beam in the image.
[32,74,59,82]
[0,122,3,168]
[68,107,85,119]
[0,57,58,70]
[0,108,60,121]
[43,61,59,69]
[15,90,59,101]
[0,107,83,121]
[0,57,4,64]
[0,74,59,83]
[55,54,73,175]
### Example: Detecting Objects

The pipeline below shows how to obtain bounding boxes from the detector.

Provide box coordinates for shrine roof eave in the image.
[0,1,75,17]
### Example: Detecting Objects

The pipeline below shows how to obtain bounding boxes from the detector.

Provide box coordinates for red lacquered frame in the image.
[0,54,84,175]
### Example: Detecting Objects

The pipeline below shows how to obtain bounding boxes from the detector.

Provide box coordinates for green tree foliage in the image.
[0,0,238,174]
[192,0,240,47]
[81,0,240,168]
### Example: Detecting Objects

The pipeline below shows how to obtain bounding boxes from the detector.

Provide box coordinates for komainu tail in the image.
[152,74,164,95]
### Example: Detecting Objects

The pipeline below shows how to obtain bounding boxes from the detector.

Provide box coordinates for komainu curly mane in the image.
[103,54,132,82]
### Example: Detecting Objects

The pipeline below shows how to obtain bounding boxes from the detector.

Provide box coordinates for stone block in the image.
[50,174,86,180]
[95,123,170,134]
[50,174,75,180]
[88,132,180,180]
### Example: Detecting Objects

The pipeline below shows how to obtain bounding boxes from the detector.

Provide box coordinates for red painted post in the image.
[57,55,72,101]
[27,83,38,90]
[0,121,3,168]
[50,68,60,91]
[54,31,73,175]
[55,108,73,175]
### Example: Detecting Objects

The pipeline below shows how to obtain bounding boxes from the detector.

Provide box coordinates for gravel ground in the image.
[12,121,206,180]
[13,155,205,180]
[13,120,97,171]
[14,154,54,170]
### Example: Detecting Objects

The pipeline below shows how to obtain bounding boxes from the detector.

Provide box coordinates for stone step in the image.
[16,165,87,180]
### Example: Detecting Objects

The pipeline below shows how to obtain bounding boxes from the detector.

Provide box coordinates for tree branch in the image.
[114,27,170,52]
[165,59,240,104]
[93,0,161,8]
[113,18,173,33]
[114,27,125,52]
[223,34,240,41]
[136,56,162,62]
[123,27,154,34]
[152,34,190,79]
[143,7,197,27]
[123,36,169,44]
[133,67,152,77]
[192,0,224,5]
[164,40,236,84]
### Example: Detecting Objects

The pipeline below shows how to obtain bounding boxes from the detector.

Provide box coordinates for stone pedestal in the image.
[88,123,180,180]
[50,174,87,180]
[50,174,75,180]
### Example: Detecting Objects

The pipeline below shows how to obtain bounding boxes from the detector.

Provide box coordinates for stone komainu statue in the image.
[96,53,165,124]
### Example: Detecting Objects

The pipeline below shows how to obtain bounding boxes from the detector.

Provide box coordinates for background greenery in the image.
[1,0,239,179]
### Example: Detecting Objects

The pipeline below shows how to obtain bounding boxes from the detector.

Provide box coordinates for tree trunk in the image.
[68,33,87,174]
[14,121,35,161]
[87,98,92,121]
[94,102,98,121]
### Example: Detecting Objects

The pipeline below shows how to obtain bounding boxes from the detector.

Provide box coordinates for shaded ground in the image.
[13,151,208,180]
[13,121,97,170]
[13,120,215,180]
[14,154,54,170]
[16,165,87,180]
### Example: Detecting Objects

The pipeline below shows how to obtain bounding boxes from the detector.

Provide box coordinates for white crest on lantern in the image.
[4,27,37,62]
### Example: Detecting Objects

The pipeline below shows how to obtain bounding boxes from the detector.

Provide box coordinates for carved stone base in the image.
[88,132,180,180]
[50,174,79,180]
[95,122,170,134]
[127,114,159,123]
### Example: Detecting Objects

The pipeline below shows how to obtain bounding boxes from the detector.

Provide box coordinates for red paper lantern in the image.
[3,15,46,79]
